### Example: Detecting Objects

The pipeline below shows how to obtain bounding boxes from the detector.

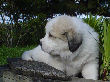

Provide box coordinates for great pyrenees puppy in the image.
[22,15,99,80]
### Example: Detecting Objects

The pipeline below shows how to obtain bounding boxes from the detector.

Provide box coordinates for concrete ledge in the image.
[1,70,106,82]
[0,58,108,82]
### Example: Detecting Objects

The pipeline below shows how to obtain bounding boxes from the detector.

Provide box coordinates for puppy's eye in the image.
[49,33,57,38]
[49,33,53,37]
[62,33,65,35]
[61,32,67,35]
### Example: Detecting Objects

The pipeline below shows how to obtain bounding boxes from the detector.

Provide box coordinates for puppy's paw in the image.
[21,51,33,61]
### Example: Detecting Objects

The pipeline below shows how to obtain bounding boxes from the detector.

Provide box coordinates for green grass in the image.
[0,45,35,65]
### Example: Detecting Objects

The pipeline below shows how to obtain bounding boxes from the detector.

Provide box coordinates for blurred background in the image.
[0,0,110,81]
[0,0,110,47]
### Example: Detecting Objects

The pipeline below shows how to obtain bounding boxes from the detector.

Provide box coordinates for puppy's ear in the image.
[65,31,82,53]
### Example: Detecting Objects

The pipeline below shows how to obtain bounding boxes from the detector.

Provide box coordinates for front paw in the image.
[21,51,33,61]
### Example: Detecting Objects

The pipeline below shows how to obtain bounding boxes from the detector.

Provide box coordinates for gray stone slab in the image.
[0,77,3,82]
[7,58,71,81]
[0,58,109,82]
[2,70,107,82]
[71,77,104,82]
[3,70,33,82]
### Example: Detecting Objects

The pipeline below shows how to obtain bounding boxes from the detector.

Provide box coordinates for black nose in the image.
[40,42,42,46]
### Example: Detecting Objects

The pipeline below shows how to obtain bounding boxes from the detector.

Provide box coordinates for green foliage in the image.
[14,15,46,46]
[84,15,110,81]
[0,24,12,46]
[0,0,110,25]
[100,19,110,81]
[83,14,104,52]
[0,15,46,47]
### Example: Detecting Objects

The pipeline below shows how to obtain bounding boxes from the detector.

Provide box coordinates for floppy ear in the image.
[65,31,83,53]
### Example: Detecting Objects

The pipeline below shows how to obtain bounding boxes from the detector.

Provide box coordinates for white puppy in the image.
[22,15,99,80]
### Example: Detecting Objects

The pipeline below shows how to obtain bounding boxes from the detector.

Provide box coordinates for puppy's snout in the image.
[40,41,42,46]
[40,39,43,46]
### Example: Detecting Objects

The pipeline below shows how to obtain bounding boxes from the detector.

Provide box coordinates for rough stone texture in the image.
[3,70,32,82]
[0,65,9,82]
[1,71,107,82]
[0,58,108,82]
[2,70,105,82]
[71,77,104,82]
[3,70,65,82]
[7,58,71,81]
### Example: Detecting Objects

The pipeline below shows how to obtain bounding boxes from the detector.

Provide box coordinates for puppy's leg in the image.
[82,61,98,80]
[22,45,64,71]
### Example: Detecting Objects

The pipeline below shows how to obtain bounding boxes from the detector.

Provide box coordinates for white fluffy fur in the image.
[22,15,99,80]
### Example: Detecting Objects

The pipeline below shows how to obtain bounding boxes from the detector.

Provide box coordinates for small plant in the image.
[83,15,110,81]
[101,19,110,81]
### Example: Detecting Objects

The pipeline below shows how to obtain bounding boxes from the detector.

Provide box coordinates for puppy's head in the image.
[40,15,82,55]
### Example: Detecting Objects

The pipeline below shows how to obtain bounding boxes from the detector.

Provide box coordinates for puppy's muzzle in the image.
[40,41,42,46]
